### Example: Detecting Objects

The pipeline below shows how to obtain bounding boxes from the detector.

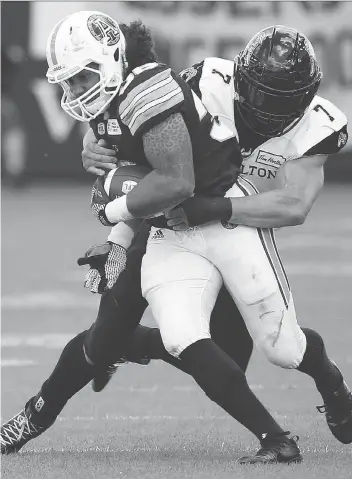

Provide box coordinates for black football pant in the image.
[34,223,253,422]
[83,222,253,370]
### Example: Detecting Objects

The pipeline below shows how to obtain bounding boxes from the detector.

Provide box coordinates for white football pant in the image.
[141,177,307,368]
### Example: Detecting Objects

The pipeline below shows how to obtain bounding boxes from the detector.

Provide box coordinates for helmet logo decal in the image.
[87,14,120,46]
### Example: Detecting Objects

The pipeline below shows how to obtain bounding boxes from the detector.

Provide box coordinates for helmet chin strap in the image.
[85,93,111,115]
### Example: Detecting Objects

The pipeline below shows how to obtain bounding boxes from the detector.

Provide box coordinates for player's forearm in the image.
[127,171,194,218]
[229,188,305,228]
[104,173,193,223]
[107,219,143,249]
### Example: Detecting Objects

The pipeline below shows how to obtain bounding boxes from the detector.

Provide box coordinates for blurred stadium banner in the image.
[1,1,351,181]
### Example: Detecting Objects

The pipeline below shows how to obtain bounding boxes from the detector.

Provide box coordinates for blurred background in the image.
[1,1,351,186]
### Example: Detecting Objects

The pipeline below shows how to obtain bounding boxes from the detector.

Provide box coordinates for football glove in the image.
[90,176,115,226]
[77,242,127,294]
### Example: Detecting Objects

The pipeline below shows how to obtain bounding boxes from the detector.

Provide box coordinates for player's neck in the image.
[234,104,269,152]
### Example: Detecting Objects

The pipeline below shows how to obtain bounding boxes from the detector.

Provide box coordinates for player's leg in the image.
[208,177,352,443]
[238,177,352,444]
[129,286,254,375]
[141,230,301,463]
[83,224,150,369]
[0,225,150,454]
[210,286,253,372]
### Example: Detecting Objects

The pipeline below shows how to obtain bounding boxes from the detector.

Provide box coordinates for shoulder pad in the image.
[308,96,347,132]
[305,124,348,156]
[118,63,184,136]
[285,96,348,158]
[196,58,238,140]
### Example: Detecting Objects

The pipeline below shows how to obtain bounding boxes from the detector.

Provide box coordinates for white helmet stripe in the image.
[48,18,65,67]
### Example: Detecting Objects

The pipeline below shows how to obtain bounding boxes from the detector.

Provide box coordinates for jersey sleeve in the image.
[304,124,348,156]
[118,63,185,137]
[289,96,348,158]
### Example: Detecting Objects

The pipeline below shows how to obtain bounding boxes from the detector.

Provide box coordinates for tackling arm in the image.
[228,154,327,228]
[105,112,195,222]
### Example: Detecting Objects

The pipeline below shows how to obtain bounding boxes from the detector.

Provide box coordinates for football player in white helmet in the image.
[46,11,127,122]
[2,13,301,465]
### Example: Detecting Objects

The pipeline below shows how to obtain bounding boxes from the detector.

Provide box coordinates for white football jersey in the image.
[186,57,348,193]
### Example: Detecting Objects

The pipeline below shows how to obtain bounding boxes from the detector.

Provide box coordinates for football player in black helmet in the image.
[235,25,322,138]
[80,23,351,463]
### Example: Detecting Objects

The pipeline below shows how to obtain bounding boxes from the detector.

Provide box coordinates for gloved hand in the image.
[77,242,127,294]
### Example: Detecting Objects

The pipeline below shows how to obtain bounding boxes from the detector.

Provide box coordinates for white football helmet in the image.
[46,11,127,121]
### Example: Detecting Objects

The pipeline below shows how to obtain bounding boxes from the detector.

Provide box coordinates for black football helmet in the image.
[235,25,322,137]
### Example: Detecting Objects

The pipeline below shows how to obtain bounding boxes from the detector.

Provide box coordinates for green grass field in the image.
[1,184,352,479]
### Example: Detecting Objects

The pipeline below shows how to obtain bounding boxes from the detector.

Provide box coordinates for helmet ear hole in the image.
[114,49,120,62]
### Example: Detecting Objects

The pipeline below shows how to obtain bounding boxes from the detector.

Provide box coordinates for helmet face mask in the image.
[46,11,127,122]
[235,25,322,137]
[59,63,111,121]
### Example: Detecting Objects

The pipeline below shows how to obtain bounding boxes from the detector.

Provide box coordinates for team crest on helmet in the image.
[87,14,120,46]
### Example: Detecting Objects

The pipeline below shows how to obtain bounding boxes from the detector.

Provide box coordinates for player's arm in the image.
[166,155,327,230]
[226,154,327,227]
[105,112,195,222]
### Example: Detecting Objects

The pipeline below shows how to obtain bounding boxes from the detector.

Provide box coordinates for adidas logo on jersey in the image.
[151,229,164,240]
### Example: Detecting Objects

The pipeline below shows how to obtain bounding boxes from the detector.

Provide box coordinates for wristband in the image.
[209,197,232,222]
[107,222,138,249]
[105,195,134,223]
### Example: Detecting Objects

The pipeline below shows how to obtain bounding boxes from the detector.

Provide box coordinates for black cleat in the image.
[92,355,150,393]
[317,379,352,444]
[238,432,302,465]
[1,400,55,454]
[91,362,122,393]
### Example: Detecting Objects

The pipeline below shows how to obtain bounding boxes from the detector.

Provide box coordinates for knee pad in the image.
[258,318,306,369]
[261,341,305,369]
[162,330,211,358]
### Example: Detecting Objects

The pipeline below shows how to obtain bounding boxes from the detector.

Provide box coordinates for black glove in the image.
[90,176,115,226]
[77,242,127,294]
[166,195,232,230]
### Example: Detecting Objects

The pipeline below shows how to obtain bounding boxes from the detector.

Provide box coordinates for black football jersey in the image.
[90,62,242,198]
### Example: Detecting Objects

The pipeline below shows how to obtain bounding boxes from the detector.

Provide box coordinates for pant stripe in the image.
[236,177,290,308]
[269,228,290,290]
[238,178,291,291]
